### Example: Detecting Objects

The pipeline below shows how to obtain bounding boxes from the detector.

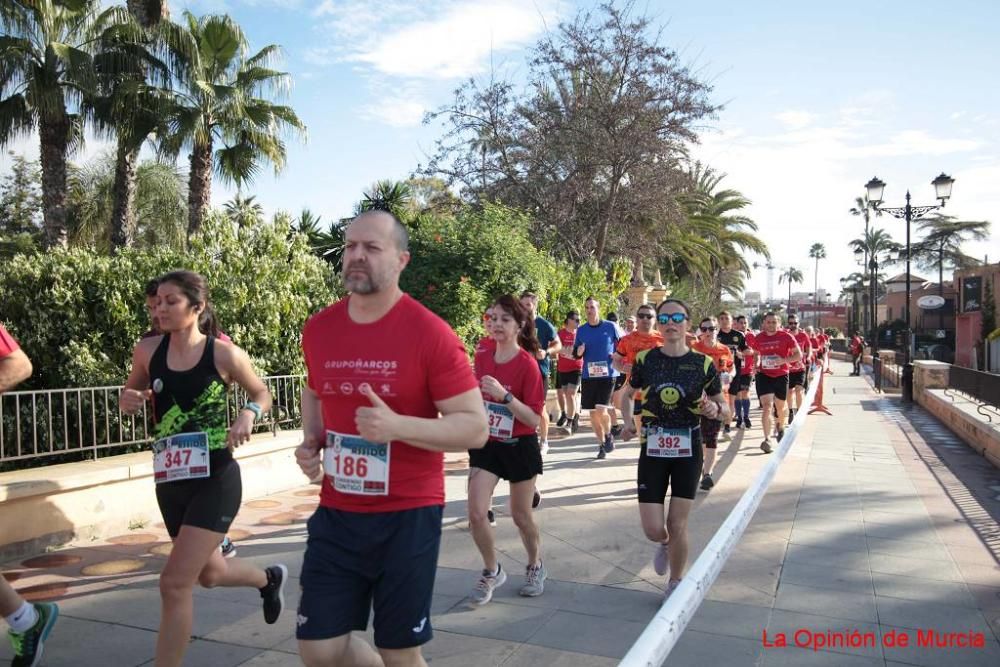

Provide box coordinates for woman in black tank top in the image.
[119,271,288,667]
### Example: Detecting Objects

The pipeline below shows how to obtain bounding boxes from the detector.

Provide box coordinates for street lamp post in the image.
[865,173,955,403]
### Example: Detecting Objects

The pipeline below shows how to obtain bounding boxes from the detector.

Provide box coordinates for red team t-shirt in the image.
[790,331,813,371]
[302,294,478,513]
[0,324,20,359]
[556,328,583,372]
[740,332,756,376]
[474,347,545,439]
[752,330,801,378]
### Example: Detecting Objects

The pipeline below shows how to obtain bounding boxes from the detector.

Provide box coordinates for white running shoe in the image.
[653,541,670,576]
[469,564,507,605]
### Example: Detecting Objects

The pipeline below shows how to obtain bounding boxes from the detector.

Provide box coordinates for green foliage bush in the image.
[401,203,631,350]
[0,212,340,389]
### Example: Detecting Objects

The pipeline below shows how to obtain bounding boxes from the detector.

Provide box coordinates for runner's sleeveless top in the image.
[149,335,231,456]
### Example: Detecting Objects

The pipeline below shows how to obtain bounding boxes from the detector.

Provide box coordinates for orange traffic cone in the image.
[808,365,833,416]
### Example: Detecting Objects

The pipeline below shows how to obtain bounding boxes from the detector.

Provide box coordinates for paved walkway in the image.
[2,360,999,666]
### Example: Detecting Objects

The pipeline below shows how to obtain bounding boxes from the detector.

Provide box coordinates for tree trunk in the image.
[110,139,139,250]
[187,140,213,237]
[38,113,71,248]
[594,176,621,262]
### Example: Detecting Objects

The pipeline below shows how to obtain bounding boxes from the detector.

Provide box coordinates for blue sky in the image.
[7,0,999,301]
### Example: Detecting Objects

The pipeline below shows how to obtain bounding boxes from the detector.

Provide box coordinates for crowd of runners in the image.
[0,209,838,667]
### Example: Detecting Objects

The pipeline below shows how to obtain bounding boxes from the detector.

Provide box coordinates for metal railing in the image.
[1,374,305,470]
[945,365,1000,422]
[872,357,901,392]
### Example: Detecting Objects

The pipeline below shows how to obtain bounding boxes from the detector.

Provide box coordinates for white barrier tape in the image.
[619,365,823,667]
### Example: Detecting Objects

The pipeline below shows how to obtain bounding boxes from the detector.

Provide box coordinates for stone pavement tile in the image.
[868,552,963,583]
[708,567,781,607]
[432,598,558,643]
[954,561,1000,587]
[686,599,772,640]
[502,643,618,666]
[880,624,1000,667]
[774,581,877,624]
[605,578,665,595]
[866,536,954,562]
[793,507,866,523]
[872,571,978,608]
[945,542,1000,566]
[787,518,866,538]
[863,520,942,545]
[875,596,993,634]
[665,629,763,667]
[789,526,868,552]
[236,651,300,666]
[965,582,1000,612]
[173,638,261,666]
[767,609,883,659]
[784,543,870,571]
[0,615,155,666]
[420,630,521,666]
[526,609,647,659]
[762,646,885,667]
[489,577,663,623]
[779,562,874,595]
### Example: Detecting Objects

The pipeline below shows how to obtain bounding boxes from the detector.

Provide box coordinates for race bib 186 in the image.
[484,401,515,440]
[645,427,693,458]
[324,431,390,496]
[153,432,210,483]
[587,361,610,377]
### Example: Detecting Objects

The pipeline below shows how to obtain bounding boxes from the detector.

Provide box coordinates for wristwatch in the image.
[501,392,513,404]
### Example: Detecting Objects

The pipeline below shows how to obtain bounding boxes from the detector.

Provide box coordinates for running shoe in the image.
[260,564,288,624]
[723,424,731,436]
[603,433,615,453]
[487,508,496,526]
[760,439,773,454]
[532,489,542,509]
[653,541,670,576]
[8,602,58,667]
[744,416,753,429]
[610,424,623,437]
[734,417,743,428]
[596,444,606,459]
[519,562,547,597]
[788,408,795,422]
[571,414,580,434]
[776,428,785,442]
[556,413,567,428]
[470,563,507,605]
[220,536,237,559]
[700,473,714,491]
[665,579,681,599]
[540,440,550,456]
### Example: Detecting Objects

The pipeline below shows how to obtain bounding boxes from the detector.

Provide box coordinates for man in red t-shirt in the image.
[555,310,583,432]
[785,315,813,422]
[1,325,61,664]
[850,331,865,376]
[751,312,802,453]
[294,211,488,665]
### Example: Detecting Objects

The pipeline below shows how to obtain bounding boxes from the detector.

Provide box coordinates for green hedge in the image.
[0,213,340,389]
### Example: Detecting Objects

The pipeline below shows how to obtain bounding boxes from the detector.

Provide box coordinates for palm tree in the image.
[161,12,305,236]
[849,195,878,274]
[680,163,770,305]
[126,0,167,28]
[911,213,991,329]
[358,180,413,219]
[808,243,827,326]
[0,0,113,247]
[223,193,263,228]
[778,267,804,314]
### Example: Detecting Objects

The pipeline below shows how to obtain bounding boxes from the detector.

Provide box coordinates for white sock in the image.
[6,602,38,633]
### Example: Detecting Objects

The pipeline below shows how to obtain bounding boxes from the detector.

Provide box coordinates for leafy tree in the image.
[911,213,990,287]
[223,193,264,228]
[778,267,803,312]
[677,163,768,306]
[0,152,42,236]
[424,1,717,264]
[160,12,305,235]
[849,194,877,271]
[0,0,121,247]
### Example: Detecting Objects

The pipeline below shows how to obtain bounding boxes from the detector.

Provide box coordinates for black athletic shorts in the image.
[699,417,721,449]
[755,373,789,401]
[729,373,752,395]
[581,378,615,409]
[297,504,442,648]
[788,370,806,389]
[556,370,581,388]
[155,450,241,537]
[637,427,703,502]
[613,375,627,391]
[468,434,542,483]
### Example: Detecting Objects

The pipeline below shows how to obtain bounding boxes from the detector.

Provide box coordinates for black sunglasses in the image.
[700,325,716,332]
[636,313,655,320]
